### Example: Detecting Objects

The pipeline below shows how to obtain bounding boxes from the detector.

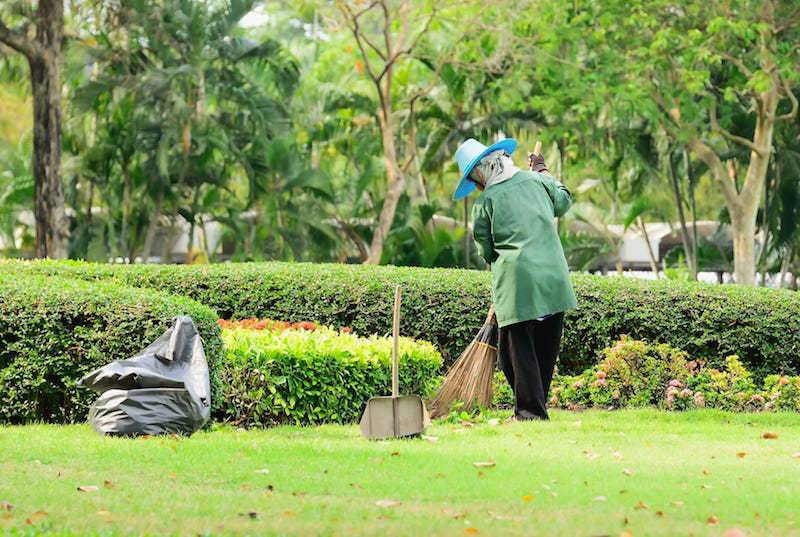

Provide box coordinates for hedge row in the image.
[13,260,800,380]
[0,267,223,424]
[218,327,442,426]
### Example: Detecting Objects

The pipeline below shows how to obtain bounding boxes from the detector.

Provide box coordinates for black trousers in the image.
[498,313,564,420]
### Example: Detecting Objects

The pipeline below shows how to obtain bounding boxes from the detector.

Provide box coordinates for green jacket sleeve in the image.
[471,200,497,264]
[535,172,572,217]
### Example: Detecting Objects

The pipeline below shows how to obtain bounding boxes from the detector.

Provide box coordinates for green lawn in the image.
[1,409,799,537]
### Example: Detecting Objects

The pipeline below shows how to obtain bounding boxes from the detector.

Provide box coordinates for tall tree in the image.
[331,0,485,264]
[0,1,69,257]
[584,0,798,284]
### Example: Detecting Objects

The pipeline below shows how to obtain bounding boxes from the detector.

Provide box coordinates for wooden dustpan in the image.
[359,286,430,439]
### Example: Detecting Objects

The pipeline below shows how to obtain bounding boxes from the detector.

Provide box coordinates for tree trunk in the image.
[729,203,758,286]
[637,215,660,278]
[778,246,791,288]
[667,152,696,279]
[366,78,405,265]
[120,166,131,258]
[28,3,68,258]
[140,189,164,262]
[684,148,699,279]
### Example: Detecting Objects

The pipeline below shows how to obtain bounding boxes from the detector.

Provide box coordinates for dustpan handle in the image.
[392,285,401,398]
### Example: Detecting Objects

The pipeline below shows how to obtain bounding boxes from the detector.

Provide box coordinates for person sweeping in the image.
[452,137,577,421]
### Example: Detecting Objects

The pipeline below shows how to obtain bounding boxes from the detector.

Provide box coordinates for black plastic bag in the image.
[80,316,210,436]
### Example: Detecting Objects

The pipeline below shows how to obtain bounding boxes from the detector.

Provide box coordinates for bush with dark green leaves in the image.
[0,269,223,424]
[13,260,800,379]
[218,326,442,426]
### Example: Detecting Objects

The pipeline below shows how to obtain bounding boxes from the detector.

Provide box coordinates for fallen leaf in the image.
[1,501,12,512]
[421,435,439,443]
[77,486,98,492]
[170,444,177,451]
[792,453,800,459]
[349,483,363,489]
[97,509,111,516]
[702,470,711,475]
[620,532,634,537]
[622,469,633,476]
[282,510,295,517]
[254,469,270,474]
[472,461,496,468]
[453,512,466,519]
[583,450,600,460]
[702,484,712,489]
[612,450,624,461]
[707,515,719,524]
[551,492,558,497]
[31,511,47,519]
[169,473,177,479]
[522,494,534,502]
[391,452,399,457]
[103,481,116,489]
[461,421,474,428]
[736,452,746,458]
[464,528,479,535]
[593,496,607,502]
[240,484,252,491]
[477,471,484,478]
[710,497,719,503]
[487,418,500,426]
[487,510,512,520]
[238,511,260,519]
[2,514,10,520]
[635,501,648,510]
[656,510,664,517]
[375,500,401,508]
[369,458,384,464]
[724,529,747,537]
[671,501,684,506]
[290,491,306,497]
[567,440,577,444]
[762,432,778,439]
[435,473,445,478]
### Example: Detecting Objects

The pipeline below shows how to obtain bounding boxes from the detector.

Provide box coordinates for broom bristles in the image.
[430,307,498,418]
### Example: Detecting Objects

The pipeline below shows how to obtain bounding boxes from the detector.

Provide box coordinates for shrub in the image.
[548,338,798,414]
[217,326,442,426]
[0,269,223,424]
[762,375,800,412]
[589,336,699,408]
[685,356,760,411]
[13,260,800,378]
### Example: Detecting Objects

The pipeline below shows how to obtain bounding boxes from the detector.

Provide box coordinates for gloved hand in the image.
[528,152,549,174]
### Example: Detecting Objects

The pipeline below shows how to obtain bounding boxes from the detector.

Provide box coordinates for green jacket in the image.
[472,170,577,327]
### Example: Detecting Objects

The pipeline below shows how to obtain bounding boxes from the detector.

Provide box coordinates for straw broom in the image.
[430,141,543,418]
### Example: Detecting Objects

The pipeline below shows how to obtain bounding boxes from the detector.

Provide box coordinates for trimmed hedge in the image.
[0,269,223,424]
[12,260,800,380]
[218,327,442,426]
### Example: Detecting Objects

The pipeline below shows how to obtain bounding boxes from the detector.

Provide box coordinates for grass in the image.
[1,409,799,537]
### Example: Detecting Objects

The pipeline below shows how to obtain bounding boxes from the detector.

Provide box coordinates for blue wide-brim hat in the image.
[453,137,518,200]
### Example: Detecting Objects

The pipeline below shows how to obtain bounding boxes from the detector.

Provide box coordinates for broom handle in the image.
[528,141,543,171]
[392,285,401,398]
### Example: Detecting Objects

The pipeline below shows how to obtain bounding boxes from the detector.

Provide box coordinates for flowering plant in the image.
[217,317,352,334]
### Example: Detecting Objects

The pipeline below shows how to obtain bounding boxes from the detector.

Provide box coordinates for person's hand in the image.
[528,152,549,174]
